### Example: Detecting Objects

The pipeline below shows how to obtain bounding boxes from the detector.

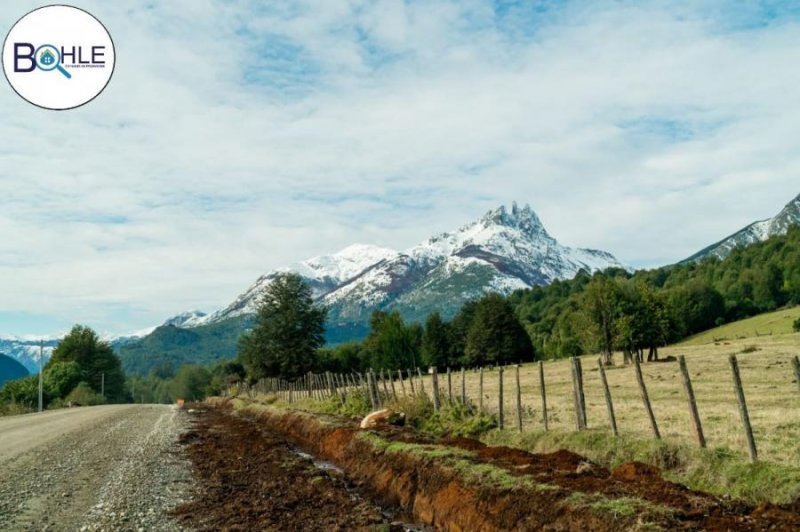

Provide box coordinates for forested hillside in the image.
[511,225,800,361]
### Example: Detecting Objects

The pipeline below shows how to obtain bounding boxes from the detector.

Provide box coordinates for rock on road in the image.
[0,404,192,531]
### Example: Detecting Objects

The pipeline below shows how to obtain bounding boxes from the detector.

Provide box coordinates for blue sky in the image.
[1,0,800,336]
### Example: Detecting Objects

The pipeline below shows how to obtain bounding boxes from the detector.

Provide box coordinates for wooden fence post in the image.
[498,366,505,429]
[431,367,441,412]
[538,361,548,431]
[576,357,587,429]
[479,367,484,412]
[729,355,757,462]
[417,368,426,396]
[597,358,618,436]
[366,372,377,409]
[380,369,390,399]
[326,371,336,399]
[398,369,407,397]
[515,364,523,432]
[633,357,661,439]
[570,357,587,430]
[388,370,398,401]
[461,367,466,405]
[792,356,800,394]
[447,367,453,404]
[678,356,705,448]
[408,369,416,395]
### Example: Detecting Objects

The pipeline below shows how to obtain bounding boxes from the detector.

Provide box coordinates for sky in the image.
[1,0,799,337]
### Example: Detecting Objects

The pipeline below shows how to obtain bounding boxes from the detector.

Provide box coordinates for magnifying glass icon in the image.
[34,44,71,79]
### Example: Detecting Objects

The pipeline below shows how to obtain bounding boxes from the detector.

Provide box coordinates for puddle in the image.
[293,449,344,474]
[289,446,430,531]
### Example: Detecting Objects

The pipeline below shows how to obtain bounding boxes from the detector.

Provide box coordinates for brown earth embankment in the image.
[206,398,800,531]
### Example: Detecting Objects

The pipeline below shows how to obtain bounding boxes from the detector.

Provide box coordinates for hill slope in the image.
[0,353,29,387]
[679,306,800,346]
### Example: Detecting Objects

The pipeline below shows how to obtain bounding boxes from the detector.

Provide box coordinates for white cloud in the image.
[0,0,799,334]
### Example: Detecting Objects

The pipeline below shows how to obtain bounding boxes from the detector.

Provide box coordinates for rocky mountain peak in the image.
[481,202,547,237]
[685,190,800,262]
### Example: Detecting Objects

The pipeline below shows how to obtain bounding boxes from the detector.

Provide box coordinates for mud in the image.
[231,402,799,531]
[172,405,415,531]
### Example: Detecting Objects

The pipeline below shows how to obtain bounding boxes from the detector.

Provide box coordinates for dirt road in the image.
[0,404,191,531]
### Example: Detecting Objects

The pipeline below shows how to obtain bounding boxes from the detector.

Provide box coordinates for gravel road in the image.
[0,404,192,531]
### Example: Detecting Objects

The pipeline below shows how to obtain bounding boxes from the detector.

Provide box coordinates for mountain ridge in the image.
[686,193,800,262]
[197,202,626,329]
[114,203,626,373]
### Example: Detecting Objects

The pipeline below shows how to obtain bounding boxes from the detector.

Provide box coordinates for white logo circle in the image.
[2,5,115,110]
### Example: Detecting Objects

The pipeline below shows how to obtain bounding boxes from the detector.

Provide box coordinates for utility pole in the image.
[38,339,43,413]
[101,372,105,398]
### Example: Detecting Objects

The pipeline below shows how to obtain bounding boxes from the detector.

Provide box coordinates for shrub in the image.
[793,318,800,333]
[65,382,106,406]
[414,399,497,437]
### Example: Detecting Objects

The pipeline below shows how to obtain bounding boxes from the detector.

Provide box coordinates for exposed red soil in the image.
[179,399,800,531]
[171,405,405,531]
[233,403,800,531]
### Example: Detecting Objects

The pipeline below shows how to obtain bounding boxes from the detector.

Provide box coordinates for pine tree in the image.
[464,293,534,366]
[421,312,450,369]
[238,273,327,380]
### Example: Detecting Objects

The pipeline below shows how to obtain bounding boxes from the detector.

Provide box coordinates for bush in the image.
[793,318,800,333]
[416,401,498,438]
[65,382,106,406]
[0,375,48,408]
[44,361,83,398]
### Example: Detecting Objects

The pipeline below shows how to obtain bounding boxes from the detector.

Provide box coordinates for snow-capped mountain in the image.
[686,192,800,262]
[113,203,626,373]
[198,244,398,324]
[322,203,624,325]
[162,310,208,328]
[0,337,56,374]
[192,203,625,328]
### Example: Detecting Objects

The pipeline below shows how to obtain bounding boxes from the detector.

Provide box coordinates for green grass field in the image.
[679,306,800,346]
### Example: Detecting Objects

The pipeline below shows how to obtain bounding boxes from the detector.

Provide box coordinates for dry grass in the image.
[405,333,800,465]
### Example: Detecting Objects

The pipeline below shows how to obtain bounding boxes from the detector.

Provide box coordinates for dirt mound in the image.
[612,461,662,482]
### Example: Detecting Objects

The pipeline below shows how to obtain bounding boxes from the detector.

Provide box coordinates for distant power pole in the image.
[101,372,105,398]
[38,339,43,413]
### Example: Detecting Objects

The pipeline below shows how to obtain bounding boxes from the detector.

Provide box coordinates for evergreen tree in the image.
[464,293,534,366]
[421,312,451,369]
[238,273,327,380]
[448,300,478,365]
[363,310,420,370]
[47,325,126,401]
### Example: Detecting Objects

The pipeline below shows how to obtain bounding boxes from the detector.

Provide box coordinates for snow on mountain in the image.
[0,337,56,374]
[179,203,625,330]
[322,202,625,324]
[162,310,208,328]
[197,244,399,324]
[686,192,800,262]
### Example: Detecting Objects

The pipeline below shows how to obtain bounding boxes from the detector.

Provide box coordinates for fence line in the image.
[236,352,800,461]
